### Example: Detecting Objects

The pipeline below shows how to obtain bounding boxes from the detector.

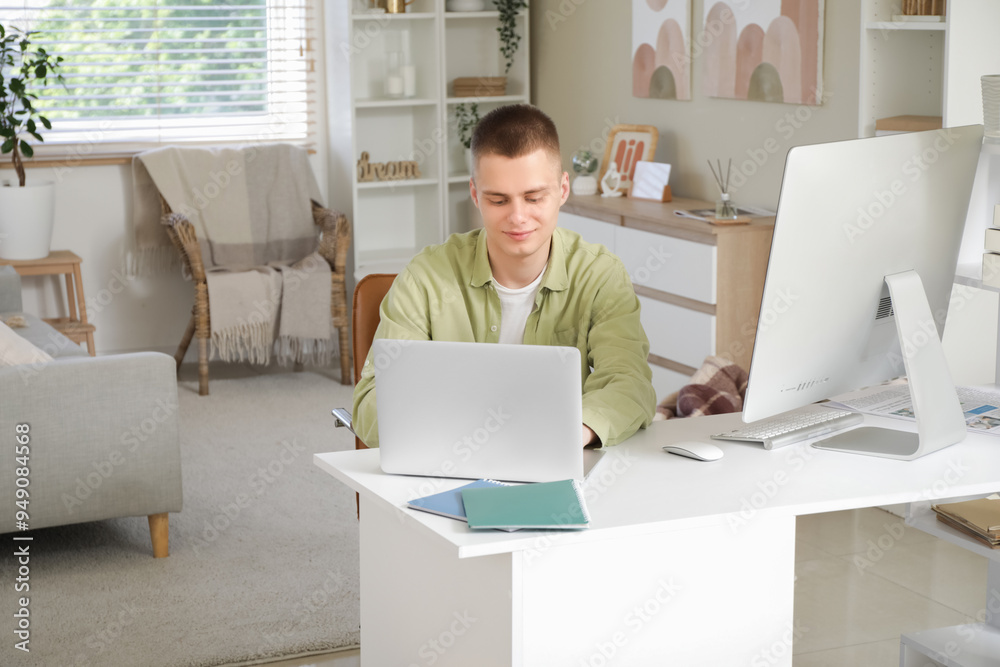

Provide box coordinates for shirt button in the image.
[490,325,497,332]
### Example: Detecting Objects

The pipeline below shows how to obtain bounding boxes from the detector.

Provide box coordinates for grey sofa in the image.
[0,265,182,557]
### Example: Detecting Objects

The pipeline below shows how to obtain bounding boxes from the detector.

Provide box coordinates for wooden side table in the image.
[0,250,96,356]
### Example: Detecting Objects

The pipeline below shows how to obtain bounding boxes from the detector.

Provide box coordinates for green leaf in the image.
[35,64,46,79]
[26,119,35,133]
[38,116,51,130]
[19,140,33,158]
[29,131,42,143]
[1,138,12,153]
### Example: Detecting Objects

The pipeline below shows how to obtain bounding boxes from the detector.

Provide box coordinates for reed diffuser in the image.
[709,158,738,220]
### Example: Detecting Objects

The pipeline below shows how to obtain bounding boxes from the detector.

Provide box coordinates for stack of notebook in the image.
[932,496,1000,549]
[406,478,590,531]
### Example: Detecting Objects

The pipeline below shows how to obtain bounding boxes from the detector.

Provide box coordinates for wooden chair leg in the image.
[148,513,169,558]
[175,313,196,371]
[338,324,351,385]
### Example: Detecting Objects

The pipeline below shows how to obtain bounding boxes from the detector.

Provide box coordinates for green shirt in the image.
[352,227,656,447]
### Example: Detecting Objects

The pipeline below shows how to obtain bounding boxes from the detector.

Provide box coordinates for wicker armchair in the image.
[160,199,352,396]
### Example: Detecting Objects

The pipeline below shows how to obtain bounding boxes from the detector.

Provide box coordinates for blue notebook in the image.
[406,479,512,522]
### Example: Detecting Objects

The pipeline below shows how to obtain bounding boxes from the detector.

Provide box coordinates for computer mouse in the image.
[662,441,724,462]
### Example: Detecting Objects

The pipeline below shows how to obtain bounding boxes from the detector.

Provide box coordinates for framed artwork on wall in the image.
[701,0,825,105]
[632,0,692,101]
[599,124,659,193]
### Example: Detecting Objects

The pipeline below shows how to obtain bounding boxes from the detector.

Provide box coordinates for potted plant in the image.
[0,23,64,260]
[454,102,480,176]
[496,0,528,75]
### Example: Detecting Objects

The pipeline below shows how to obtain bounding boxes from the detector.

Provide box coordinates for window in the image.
[0,0,317,158]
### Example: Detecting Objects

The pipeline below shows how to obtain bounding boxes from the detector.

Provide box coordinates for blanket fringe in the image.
[274,335,335,367]
[211,321,274,365]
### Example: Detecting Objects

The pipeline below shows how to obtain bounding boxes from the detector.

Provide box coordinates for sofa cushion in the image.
[0,312,88,359]
[0,318,53,367]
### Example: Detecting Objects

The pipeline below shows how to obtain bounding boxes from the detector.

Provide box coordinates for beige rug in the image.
[0,367,360,666]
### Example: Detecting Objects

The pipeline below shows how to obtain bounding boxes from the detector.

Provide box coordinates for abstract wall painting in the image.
[702,0,825,105]
[633,0,692,101]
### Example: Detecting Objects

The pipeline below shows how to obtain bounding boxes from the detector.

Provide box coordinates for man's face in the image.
[470,148,570,268]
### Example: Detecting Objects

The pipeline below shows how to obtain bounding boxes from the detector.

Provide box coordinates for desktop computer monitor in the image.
[742,125,985,460]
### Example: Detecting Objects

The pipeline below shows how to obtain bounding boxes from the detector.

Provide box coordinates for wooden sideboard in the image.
[560,194,774,399]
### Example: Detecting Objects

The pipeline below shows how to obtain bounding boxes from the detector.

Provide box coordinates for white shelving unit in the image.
[858,0,1000,138]
[901,499,1000,667]
[347,2,530,280]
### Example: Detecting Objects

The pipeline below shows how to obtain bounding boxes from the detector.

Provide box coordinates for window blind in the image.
[0,0,317,158]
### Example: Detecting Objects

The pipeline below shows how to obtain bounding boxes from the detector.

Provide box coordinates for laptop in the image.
[372,339,602,482]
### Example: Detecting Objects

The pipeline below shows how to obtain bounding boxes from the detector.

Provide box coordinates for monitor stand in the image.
[812,270,967,460]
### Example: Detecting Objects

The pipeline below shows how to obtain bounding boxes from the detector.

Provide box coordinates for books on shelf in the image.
[932,496,1000,549]
[406,479,512,522]
[874,115,943,136]
[461,479,590,530]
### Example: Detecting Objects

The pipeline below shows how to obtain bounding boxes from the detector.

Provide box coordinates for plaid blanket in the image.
[654,356,748,421]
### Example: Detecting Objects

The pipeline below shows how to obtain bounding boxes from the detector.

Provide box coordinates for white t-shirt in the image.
[493,267,546,344]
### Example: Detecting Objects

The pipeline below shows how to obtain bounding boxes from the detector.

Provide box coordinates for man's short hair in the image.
[470,104,561,168]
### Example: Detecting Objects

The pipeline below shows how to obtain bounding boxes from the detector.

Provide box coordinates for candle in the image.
[386,75,404,97]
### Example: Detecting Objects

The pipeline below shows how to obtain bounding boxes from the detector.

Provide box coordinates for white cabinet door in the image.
[638,295,715,370]
[559,211,616,251]
[615,226,717,304]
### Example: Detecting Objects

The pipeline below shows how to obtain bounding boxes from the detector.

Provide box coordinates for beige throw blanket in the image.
[131,144,332,365]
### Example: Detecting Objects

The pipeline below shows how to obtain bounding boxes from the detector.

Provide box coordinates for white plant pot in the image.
[0,181,56,260]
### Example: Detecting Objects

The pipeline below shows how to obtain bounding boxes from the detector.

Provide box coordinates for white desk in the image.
[315,412,1000,667]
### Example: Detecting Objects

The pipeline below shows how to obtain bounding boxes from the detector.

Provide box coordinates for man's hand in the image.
[582,424,598,447]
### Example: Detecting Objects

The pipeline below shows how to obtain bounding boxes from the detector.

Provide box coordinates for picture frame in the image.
[629,161,672,202]
[599,124,659,194]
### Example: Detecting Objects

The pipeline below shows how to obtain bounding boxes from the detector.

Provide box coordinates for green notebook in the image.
[461,479,590,530]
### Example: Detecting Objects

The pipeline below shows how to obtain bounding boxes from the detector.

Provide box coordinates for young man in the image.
[352,104,655,447]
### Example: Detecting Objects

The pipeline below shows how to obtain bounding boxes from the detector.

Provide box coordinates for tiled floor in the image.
[258,507,989,667]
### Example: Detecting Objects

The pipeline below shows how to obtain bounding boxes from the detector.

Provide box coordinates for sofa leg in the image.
[148,513,169,558]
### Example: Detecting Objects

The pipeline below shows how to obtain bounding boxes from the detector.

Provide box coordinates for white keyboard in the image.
[711,405,864,450]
